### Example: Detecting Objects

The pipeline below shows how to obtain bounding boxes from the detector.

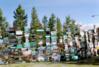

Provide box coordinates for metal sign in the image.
[16,44,23,49]
[46,35,51,46]
[36,29,44,32]
[16,30,23,36]
[25,33,29,37]
[0,39,3,44]
[30,42,36,47]
[46,35,50,38]
[24,42,30,48]
[51,31,57,35]
[51,35,57,45]
[25,27,29,33]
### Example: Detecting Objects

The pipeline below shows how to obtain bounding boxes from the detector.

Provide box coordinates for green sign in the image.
[46,35,50,38]
[51,35,57,42]
[30,42,36,47]
[16,44,23,49]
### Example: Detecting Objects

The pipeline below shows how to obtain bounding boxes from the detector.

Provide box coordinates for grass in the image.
[0,62,99,67]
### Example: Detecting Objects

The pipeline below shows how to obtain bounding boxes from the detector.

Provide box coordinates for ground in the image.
[0,62,99,67]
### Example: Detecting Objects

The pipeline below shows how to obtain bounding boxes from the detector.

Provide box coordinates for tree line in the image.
[0,5,80,42]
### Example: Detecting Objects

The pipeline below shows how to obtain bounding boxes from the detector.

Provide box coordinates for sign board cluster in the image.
[51,31,57,45]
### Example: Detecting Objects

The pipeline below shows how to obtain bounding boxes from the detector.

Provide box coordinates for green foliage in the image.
[63,16,71,32]
[30,7,41,34]
[63,16,80,37]
[0,8,8,38]
[13,5,27,31]
[56,18,62,42]
[42,16,47,31]
[13,5,27,44]
[42,16,48,46]
[0,6,81,43]
[48,14,56,31]
[30,7,43,47]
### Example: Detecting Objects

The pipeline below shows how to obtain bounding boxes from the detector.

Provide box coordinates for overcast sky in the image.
[0,0,99,27]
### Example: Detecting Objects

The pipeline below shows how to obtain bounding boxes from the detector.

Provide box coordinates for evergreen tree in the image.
[13,5,27,31]
[70,20,76,37]
[42,16,48,46]
[63,16,80,37]
[30,7,42,47]
[0,8,8,38]
[30,7,40,34]
[63,16,71,33]
[56,17,62,43]
[42,16,47,31]
[48,14,56,31]
[70,20,80,37]
[13,5,27,44]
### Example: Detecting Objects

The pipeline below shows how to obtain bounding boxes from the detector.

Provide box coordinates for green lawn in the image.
[0,62,99,67]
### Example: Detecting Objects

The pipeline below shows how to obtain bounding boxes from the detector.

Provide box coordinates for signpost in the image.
[51,31,57,46]
[36,29,44,46]
[24,33,30,48]
[16,30,23,48]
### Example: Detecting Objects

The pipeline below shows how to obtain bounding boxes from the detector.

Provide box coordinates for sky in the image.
[0,0,99,27]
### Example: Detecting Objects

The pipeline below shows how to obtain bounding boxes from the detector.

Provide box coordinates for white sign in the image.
[59,39,63,43]
[46,42,50,46]
[51,31,57,35]
[52,42,57,45]
[16,30,23,35]
[25,33,29,37]
[46,35,50,38]
[0,39,3,44]
[37,29,44,32]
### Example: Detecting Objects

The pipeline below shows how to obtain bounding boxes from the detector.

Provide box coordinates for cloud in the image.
[77,21,99,31]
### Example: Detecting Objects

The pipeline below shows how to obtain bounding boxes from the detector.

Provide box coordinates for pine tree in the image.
[30,7,40,34]
[42,16,47,31]
[0,8,8,38]
[42,16,48,46]
[13,5,27,44]
[63,16,80,37]
[30,7,42,46]
[48,14,56,31]
[56,17,62,43]
[63,16,71,33]
[13,5,27,32]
